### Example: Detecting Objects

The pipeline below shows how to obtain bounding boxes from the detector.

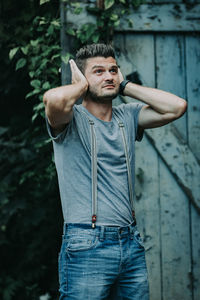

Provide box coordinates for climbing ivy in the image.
[67,0,144,46]
[8,0,144,122]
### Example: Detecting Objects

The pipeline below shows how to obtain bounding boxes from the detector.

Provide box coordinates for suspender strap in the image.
[117,121,136,223]
[89,119,98,228]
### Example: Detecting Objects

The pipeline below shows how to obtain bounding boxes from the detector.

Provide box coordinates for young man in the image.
[43,44,187,300]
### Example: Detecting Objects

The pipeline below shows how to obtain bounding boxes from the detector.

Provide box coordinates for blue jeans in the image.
[58,223,149,300]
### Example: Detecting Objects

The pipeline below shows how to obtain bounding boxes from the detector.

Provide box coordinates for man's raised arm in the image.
[119,69,187,129]
[43,59,88,132]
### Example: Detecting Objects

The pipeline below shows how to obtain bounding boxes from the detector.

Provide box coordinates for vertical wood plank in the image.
[156,34,192,300]
[155,34,187,140]
[159,160,192,300]
[186,34,200,161]
[135,136,161,300]
[186,34,200,300]
[114,33,162,300]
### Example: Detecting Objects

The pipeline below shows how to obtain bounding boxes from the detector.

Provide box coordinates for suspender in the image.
[82,110,136,228]
[89,120,98,228]
[117,121,135,218]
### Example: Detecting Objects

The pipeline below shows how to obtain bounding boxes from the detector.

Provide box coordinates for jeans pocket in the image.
[134,230,144,249]
[66,235,98,252]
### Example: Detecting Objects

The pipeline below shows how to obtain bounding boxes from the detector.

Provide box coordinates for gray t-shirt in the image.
[46,103,144,226]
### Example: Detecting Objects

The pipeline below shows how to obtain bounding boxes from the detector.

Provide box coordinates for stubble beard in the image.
[86,86,119,103]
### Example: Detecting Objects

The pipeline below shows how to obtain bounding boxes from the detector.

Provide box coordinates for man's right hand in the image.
[43,60,88,131]
[69,59,88,91]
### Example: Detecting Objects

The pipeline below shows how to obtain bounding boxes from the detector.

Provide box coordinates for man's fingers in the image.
[118,68,124,83]
[69,59,79,72]
[69,59,75,73]
[69,59,87,86]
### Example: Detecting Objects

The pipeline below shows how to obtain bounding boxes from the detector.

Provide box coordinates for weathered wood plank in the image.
[135,136,161,300]
[145,125,200,212]
[186,34,200,300]
[66,3,200,32]
[191,208,200,300]
[155,33,192,299]
[159,159,192,300]
[60,0,77,85]
[186,35,200,161]
[114,33,162,300]
[155,34,187,140]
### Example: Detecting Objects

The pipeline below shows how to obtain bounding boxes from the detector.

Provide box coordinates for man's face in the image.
[84,56,120,102]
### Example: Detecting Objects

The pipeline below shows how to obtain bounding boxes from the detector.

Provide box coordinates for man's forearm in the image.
[43,82,87,110]
[43,82,88,128]
[124,82,187,117]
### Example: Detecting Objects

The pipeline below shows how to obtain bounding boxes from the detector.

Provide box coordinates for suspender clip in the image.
[118,122,124,127]
[92,214,97,229]
[89,119,94,125]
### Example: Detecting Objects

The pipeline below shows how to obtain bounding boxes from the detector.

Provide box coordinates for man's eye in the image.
[110,69,117,74]
[95,69,103,74]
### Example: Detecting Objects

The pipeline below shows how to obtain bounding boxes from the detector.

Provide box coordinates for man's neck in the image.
[82,99,113,122]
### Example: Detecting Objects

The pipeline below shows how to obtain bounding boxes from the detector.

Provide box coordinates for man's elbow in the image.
[175,99,187,119]
[43,89,57,107]
[43,89,65,112]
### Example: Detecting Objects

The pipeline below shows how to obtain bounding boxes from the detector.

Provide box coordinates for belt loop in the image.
[129,223,135,239]
[99,226,105,242]
[63,223,67,235]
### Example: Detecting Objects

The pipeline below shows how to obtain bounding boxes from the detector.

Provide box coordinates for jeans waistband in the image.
[63,222,137,240]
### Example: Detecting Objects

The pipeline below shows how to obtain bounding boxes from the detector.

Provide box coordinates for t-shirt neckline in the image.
[80,104,114,124]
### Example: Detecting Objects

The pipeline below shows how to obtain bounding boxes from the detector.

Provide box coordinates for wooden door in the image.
[113,31,200,300]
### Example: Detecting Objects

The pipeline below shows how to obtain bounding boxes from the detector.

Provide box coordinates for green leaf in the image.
[61,53,71,64]
[114,20,120,27]
[51,54,60,60]
[110,14,118,21]
[47,24,54,35]
[21,46,29,55]
[40,0,51,5]
[104,0,115,10]
[30,80,41,89]
[25,89,40,99]
[128,18,134,28]
[29,71,35,78]
[119,0,126,3]
[9,47,19,60]
[50,67,59,75]
[30,39,39,47]
[31,113,38,122]
[72,3,83,15]
[92,32,100,43]
[15,58,27,70]
[66,27,76,36]
[33,102,44,111]
[42,82,51,90]
[51,20,60,28]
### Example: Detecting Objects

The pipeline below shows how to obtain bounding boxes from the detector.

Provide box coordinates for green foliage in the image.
[66,0,144,46]
[0,0,62,299]
[9,14,61,121]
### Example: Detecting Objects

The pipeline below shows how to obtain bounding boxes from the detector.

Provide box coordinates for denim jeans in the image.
[58,223,149,300]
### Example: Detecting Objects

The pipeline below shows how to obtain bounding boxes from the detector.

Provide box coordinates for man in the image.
[43,43,187,300]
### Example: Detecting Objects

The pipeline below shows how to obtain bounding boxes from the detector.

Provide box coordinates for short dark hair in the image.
[75,43,116,73]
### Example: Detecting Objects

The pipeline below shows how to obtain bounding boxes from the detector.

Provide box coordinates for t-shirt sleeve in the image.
[45,116,71,143]
[124,102,145,141]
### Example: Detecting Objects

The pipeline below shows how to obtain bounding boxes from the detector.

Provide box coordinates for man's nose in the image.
[104,71,113,81]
